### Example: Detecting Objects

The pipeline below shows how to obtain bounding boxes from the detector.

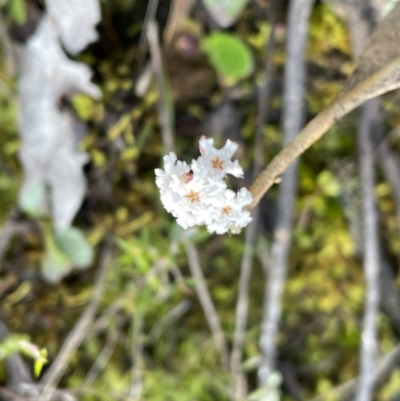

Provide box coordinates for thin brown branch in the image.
[230,207,260,399]
[147,21,175,153]
[40,241,112,401]
[248,55,400,209]
[0,12,17,77]
[128,314,144,400]
[134,0,160,75]
[82,329,118,388]
[163,0,196,48]
[149,299,191,340]
[184,241,229,370]
[373,126,400,159]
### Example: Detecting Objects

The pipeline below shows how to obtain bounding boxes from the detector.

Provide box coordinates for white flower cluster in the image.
[155,137,253,234]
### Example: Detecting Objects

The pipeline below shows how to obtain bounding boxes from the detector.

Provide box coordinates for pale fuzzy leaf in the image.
[41,251,72,284]
[41,228,73,284]
[19,182,46,217]
[46,112,89,232]
[18,17,100,231]
[202,0,249,27]
[55,227,94,269]
[45,0,101,54]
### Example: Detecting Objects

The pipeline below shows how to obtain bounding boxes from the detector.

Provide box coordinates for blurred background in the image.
[1,0,400,400]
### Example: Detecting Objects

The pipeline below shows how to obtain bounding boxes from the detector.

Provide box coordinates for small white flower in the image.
[206,188,253,234]
[155,138,253,235]
[193,137,244,179]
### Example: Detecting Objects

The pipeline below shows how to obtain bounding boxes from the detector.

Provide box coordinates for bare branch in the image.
[248,55,400,209]
[258,0,314,387]
[134,0,160,74]
[147,21,175,154]
[355,100,381,401]
[149,299,191,340]
[40,241,112,401]
[128,314,144,400]
[345,3,381,400]
[230,15,276,399]
[230,208,260,399]
[163,0,196,48]
[82,329,118,388]
[184,241,229,370]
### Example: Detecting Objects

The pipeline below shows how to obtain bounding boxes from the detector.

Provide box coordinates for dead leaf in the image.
[18,17,101,231]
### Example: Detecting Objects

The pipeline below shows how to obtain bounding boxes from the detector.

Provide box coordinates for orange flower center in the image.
[211,157,224,170]
[221,206,232,215]
[186,189,200,204]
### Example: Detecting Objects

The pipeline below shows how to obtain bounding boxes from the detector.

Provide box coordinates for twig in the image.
[184,241,229,370]
[373,126,400,159]
[40,241,112,401]
[307,343,400,401]
[128,313,144,400]
[134,0,160,75]
[258,0,314,388]
[163,0,196,48]
[230,17,276,400]
[230,208,260,399]
[0,387,29,401]
[0,12,17,76]
[147,21,175,153]
[82,329,118,388]
[355,100,381,401]
[248,55,400,209]
[149,299,191,340]
[0,385,75,401]
[346,4,381,401]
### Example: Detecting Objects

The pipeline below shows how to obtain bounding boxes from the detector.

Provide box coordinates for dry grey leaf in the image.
[18,17,101,231]
[45,0,101,54]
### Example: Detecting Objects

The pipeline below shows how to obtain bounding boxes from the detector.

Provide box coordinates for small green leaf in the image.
[201,32,254,85]
[202,0,249,27]
[9,0,27,25]
[0,336,47,377]
[55,227,94,269]
[34,349,48,377]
